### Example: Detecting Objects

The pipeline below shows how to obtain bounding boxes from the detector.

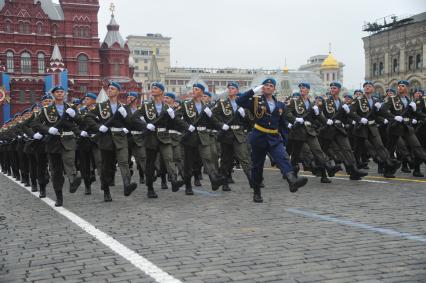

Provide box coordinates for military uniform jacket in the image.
[380,95,416,137]
[319,96,349,139]
[212,98,247,144]
[179,99,222,147]
[86,100,131,151]
[31,103,80,154]
[236,89,287,148]
[134,100,180,150]
[285,96,319,141]
[125,105,146,148]
[348,94,381,138]
[75,105,97,152]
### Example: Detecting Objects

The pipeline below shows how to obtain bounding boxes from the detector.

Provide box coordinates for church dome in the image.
[321,52,339,69]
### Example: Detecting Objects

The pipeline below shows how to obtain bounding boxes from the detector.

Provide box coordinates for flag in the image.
[45,69,68,93]
[0,72,11,124]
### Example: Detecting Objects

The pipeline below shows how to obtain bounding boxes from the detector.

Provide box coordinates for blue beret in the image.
[85,92,98,100]
[344,94,353,99]
[363,81,374,87]
[298,82,310,89]
[108,81,122,90]
[151,82,165,92]
[165,92,176,100]
[31,104,39,111]
[72,98,81,105]
[127,92,138,98]
[262,78,276,86]
[330,81,342,88]
[385,88,396,94]
[51,85,65,93]
[227,81,240,89]
[193,83,205,92]
[414,88,424,95]
[353,89,363,95]
[292,92,301,97]
[203,91,212,98]
[14,112,21,118]
[41,94,53,101]
[397,80,409,86]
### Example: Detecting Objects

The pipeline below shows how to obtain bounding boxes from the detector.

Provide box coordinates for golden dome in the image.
[321,52,339,69]
[283,66,289,73]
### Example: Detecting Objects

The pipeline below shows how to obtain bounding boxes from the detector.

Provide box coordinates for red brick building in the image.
[0,0,139,123]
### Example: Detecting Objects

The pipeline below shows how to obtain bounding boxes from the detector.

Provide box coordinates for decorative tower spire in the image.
[48,44,65,72]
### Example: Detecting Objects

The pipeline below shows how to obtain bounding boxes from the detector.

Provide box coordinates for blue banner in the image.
[1,73,10,123]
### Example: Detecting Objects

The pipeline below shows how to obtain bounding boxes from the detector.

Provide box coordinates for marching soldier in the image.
[134,82,185,198]
[31,86,82,206]
[86,81,137,202]
[179,83,227,194]
[286,82,337,183]
[237,78,307,203]
[319,82,367,180]
[213,82,252,191]
[412,88,426,177]
[380,80,426,177]
[349,81,401,178]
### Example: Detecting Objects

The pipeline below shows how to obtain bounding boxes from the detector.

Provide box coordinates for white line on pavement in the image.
[2,174,182,283]
[287,208,426,244]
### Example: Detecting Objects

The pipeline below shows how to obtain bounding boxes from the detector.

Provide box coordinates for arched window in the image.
[52,25,58,36]
[392,59,398,74]
[73,26,79,37]
[408,55,413,71]
[372,63,377,76]
[4,20,12,33]
[6,51,14,72]
[36,22,43,34]
[416,54,421,70]
[113,63,120,76]
[77,54,88,75]
[18,21,30,34]
[21,52,31,73]
[379,62,384,75]
[37,53,45,74]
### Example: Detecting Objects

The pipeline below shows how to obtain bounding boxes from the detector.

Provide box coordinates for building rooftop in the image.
[0,0,64,21]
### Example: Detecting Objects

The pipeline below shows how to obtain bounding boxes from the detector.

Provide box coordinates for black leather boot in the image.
[147,185,158,198]
[413,165,424,177]
[347,165,368,180]
[123,176,137,196]
[320,169,332,183]
[286,171,308,192]
[102,185,112,202]
[185,179,194,195]
[31,181,38,192]
[161,175,168,190]
[401,161,411,173]
[69,174,82,193]
[253,187,263,203]
[84,179,91,195]
[325,160,340,177]
[54,190,63,207]
[39,183,46,198]
[171,175,184,192]
[194,174,202,187]
[222,183,231,191]
[210,174,227,191]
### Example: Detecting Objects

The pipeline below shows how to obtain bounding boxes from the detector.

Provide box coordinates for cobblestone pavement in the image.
[1,164,425,283]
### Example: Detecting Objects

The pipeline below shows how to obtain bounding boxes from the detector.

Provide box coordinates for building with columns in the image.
[363,12,426,95]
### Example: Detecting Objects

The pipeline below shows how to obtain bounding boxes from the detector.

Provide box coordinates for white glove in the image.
[412,119,418,125]
[66,108,76,118]
[17,135,22,139]
[295,117,304,124]
[222,124,230,131]
[140,116,146,123]
[147,123,156,131]
[313,105,319,116]
[118,106,127,118]
[360,118,368,125]
[326,119,334,126]
[48,127,59,135]
[23,133,28,138]
[123,128,129,134]
[99,125,108,133]
[374,102,381,111]
[237,107,245,117]
[352,120,357,125]
[33,132,43,140]
[188,125,195,132]
[203,107,212,117]
[166,108,175,119]
[383,119,389,125]
[253,85,264,93]
[342,104,350,114]
[80,131,89,137]
[409,101,416,111]
[394,116,403,122]
[288,123,292,129]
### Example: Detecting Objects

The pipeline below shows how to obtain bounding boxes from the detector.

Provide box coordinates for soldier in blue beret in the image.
[108,81,122,91]
[151,82,165,92]
[385,88,396,97]
[193,83,205,92]
[51,85,65,94]
[298,82,310,89]
[237,80,307,203]
[85,92,98,101]
[397,80,409,87]
[227,81,240,89]
[330,81,342,89]
[363,81,374,88]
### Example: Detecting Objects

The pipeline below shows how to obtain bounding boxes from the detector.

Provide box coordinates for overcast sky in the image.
[92,0,425,88]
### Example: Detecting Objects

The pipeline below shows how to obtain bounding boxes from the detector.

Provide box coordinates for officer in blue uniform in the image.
[236,78,308,203]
